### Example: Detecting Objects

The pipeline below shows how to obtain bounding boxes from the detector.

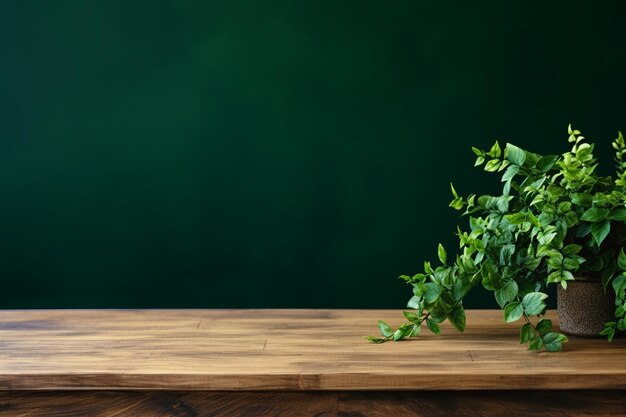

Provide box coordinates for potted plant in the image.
[367,125,626,352]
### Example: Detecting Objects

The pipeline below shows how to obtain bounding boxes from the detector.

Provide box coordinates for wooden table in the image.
[0,309,625,416]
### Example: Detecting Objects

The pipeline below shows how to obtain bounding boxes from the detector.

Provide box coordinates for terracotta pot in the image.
[557,277,615,337]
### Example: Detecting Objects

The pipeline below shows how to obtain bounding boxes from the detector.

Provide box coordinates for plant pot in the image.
[557,277,615,337]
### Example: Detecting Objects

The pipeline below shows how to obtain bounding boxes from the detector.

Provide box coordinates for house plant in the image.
[367,125,626,352]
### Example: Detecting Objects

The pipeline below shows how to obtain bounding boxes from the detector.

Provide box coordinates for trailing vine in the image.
[367,125,626,351]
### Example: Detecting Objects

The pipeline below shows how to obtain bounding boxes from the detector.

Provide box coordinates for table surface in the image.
[1,309,625,391]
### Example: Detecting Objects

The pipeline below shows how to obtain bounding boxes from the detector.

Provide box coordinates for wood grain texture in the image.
[1,390,625,417]
[1,309,625,391]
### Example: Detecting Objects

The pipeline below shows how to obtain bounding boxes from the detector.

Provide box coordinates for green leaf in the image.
[450,182,459,198]
[613,274,626,297]
[520,323,534,343]
[364,336,386,343]
[562,244,582,256]
[505,143,526,166]
[600,326,616,342]
[562,257,581,270]
[530,194,544,206]
[484,159,501,172]
[426,318,441,335]
[422,282,441,304]
[504,301,524,323]
[538,231,557,246]
[610,208,626,221]
[496,195,513,213]
[619,248,626,271]
[378,320,393,337]
[472,146,483,156]
[542,332,568,352]
[449,197,464,210]
[528,336,544,351]
[535,319,552,335]
[488,141,502,158]
[576,222,592,237]
[403,311,421,324]
[407,295,421,309]
[601,269,615,292]
[393,326,411,341]
[591,220,611,247]
[580,207,609,222]
[448,304,466,332]
[571,193,592,207]
[535,155,559,172]
[499,244,516,265]
[522,292,548,316]
[438,243,447,264]
[501,164,520,182]
[410,323,421,336]
[495,280,518,308]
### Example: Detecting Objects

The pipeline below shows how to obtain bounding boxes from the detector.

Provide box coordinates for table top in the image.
[1,309,625,391]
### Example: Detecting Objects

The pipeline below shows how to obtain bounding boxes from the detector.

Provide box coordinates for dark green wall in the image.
[1,1,625,309]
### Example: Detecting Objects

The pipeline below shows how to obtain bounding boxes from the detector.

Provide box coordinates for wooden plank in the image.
[0,309,625,390]
[0,390,625,417]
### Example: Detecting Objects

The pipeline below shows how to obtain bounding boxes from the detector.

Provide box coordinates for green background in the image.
[1,1,625,309]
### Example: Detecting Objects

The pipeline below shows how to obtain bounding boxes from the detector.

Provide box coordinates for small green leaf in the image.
[535,319,552,335]
[522,292,548,316]
[618,248,626,271]
[450,183,459,198]
[495,280,518,308]
[505,143,526,166]
[528,336,544,351]
[488,141,501,158]
[484,159,501,172]
[403,310,421,324]
[364,336,387,343]
[542,332,568,352]
[591,220,611,247]
[448,304,466,332]
[504,301,524,323]
[601,269,615,291]
[613,274,626,297]
[422,282,441,304]
[449,197,464,210]
[520,323,534,343]
[393,327,409,341]
[600,326,616,342]
[580,207,609,222]
[438,243,447,264]
[576,222,592,237]
[426,318,441,335]
[378,320,393,337]
[571,193,592,207]
[562,244,582,256]
[562,257,580,270]
[501,164,520,182]
[535,155,559,172]
[407,295,421,309]
[610,208,626,221]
